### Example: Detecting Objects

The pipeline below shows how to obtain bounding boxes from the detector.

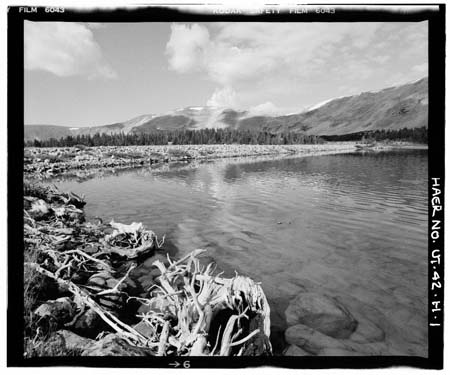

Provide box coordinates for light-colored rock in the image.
[57,329,94,350]
[34,297,76,323]
[88,275,106,286]
[88,271,113,287]
[133,321,155,339]
[285,292,357,339]
[81,333,152,356]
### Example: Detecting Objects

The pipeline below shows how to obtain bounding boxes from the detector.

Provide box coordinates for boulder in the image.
[88,275,107,287]
[88,272,126,310]
[285,292,357,339]
[97,293,125,310]
[283,344,311,356]
[57,329,94,350]
[34,297,76,325]
[285,324,349,355]
[88,271,114,288]
[81,333,153,356]
[133,321,155,339]
[284,323,388,356]
[124,277,138,294]
[349,316,385,344]
[72,308,106,338]
[341,340,389,356]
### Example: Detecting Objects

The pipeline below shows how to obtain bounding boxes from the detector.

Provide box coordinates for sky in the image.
[24,21,428,126]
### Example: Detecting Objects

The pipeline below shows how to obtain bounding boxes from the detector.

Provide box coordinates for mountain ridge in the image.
[25,77,428,142]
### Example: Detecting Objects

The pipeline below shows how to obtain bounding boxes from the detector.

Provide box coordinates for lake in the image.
[56,149,428,356]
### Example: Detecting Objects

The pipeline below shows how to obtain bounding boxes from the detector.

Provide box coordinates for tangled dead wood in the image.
[24,181,272,356]
[131,249,272,355]
[101,220,165,259]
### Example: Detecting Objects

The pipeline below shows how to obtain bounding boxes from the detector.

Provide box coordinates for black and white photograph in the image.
[7,2,445,370]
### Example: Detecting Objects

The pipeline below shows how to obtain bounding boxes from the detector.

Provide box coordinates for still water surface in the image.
[57,150,428,356]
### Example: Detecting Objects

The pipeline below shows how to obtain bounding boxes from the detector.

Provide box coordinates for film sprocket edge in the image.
[7,3,445,369]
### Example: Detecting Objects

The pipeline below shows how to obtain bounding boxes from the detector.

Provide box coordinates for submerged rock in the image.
[283,344,311,356]
[285,323,389,356]
[24,181,273,357]
[317,348,367,356]
[285,323,349,355]
[348,314,385,344]
[285,292,357,339]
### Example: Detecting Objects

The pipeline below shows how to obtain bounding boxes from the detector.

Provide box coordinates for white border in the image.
[1,1,447,374]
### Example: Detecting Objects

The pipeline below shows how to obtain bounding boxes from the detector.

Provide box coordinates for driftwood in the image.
[101,220,165,259]
[23,181,272,356]
[27,249,272,356]
[133,249,272,356]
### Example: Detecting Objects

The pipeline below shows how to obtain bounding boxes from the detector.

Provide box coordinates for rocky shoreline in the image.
[23,142,427,357]
[25,143,358,179]
[23,181,404,357]
[23,182,272,357]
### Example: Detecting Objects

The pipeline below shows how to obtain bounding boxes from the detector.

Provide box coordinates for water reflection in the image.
[56,150,428,356]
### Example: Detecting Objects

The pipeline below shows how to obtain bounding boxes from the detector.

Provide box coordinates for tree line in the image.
[26,128,325,147]
[321,127,427,143]
[26,126,428,148]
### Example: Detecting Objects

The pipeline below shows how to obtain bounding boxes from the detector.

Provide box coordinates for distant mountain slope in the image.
[132,115,196,132]
[132,107,243,131]
[120,114,157,133]
[277,77,428,135]
[25,77,427,141]
[24,115,154,142]
[24,125,72,141]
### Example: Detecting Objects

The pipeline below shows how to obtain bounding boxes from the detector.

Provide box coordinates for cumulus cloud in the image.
[25,21,116,79]
[166,23,210,73]
[412,63,428,73]
[372,55,390,64]
[206,87,238,108]
[166,22,428,110]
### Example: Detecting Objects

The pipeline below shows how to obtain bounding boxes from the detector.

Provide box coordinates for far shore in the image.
[24,142,428,179]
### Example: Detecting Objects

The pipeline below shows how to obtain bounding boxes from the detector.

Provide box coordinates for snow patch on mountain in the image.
[306,98,338,112]
[121,114,156,133]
